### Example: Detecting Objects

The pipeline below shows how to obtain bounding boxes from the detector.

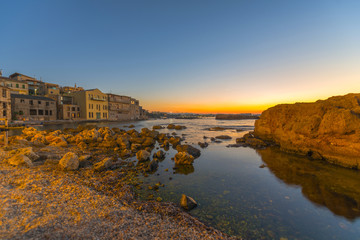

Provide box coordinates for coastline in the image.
[0,126,238,239]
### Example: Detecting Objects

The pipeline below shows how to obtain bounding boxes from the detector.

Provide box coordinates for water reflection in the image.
[173,164,195,175]
[257,147,360,220]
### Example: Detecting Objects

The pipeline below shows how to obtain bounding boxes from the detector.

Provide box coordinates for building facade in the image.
[130,98,141,120]
[107,93,132,121]
[0,77,29,95]
[11,94,56,121]
[0,86,11,121]
[70,88,108,120]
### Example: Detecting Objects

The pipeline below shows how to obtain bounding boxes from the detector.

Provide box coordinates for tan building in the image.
[0,76,29,95]
[60,85,84,94]
[11,94,56,121]
[107,94,131,121]
[70,88,108,120]
[58,95,81,120]
[0,86,12,121]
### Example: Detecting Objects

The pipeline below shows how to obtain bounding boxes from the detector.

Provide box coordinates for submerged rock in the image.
[198,142,209,148]
[254,93,360,169]
[215,135,232,140]
[180,194,197,210]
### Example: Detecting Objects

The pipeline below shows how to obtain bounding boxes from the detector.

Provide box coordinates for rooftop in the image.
[11,94,55,101]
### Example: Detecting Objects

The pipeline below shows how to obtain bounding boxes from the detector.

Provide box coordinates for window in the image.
[30,100,33,105]
[38,110,44,115]
[91,112,93,118]
[77,107,80,111]
[30,109,37,115]
[3,103,6,108]
[89,112,91,118]
[2,89,6,97]
[89,104,91,109]
[77,113,80,117]
[45,110,48,115]
[49,110,52,116]
[16,84,19,88]
[71,107,75,111]
[20,99,25,103]
[67,106,70,111]
[19,110,23,115]
[92,104,93,109]
[46,102,49,106]
[38,101,41,104]
[3,110,6,117]
[22,85,25,89]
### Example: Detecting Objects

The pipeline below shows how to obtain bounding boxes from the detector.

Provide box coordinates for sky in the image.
[1,0,359,113]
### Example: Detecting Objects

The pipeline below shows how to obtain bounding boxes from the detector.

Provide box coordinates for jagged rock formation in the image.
[254,93,360,169]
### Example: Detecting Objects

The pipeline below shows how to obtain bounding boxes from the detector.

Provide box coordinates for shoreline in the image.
[0,126,238,239]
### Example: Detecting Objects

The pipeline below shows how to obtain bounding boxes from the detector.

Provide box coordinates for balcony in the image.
[90,96,106,101]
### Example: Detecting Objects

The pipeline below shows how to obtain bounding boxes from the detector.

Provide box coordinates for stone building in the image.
[11,94,56,121]
[0,76,29,95]
[107,93,131,121]
[0,86,12,121]
[60,85,84,94]
[130,98,140,120]
[58,95,81,120]
[70,88,108,120]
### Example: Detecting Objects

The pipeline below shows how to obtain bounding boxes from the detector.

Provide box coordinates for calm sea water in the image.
[38,118,360,240]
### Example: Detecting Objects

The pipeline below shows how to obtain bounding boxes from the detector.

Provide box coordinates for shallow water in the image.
[39,118,360,239]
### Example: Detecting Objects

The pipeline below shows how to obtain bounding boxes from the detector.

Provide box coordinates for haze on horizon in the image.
[1,0,359,114]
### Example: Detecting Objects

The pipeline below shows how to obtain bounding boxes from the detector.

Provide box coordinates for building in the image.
[0,85,11,121]
[11,94,56,121]
[58,94,81,120]
[0,76,29,95]
[60,85,84,94]
[107,93,132,121]
[70,88,108,120]
[130,98,140,120]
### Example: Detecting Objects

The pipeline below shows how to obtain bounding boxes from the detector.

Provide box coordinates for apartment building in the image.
[70,88,108,120]
[107,93,132,121]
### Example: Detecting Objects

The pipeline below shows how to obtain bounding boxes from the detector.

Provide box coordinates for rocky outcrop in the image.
[174,152,194,165]
[254,93,360,169]
[176,145,201,158]
[136,150,150,162]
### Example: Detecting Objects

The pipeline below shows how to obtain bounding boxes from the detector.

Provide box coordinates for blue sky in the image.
[1,0,359,112]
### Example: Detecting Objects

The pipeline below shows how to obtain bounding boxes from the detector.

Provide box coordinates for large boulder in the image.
[59,152,79,170]
[8,154,33,167]
[174,152,194,165]
[254,93,360,169]
[176,145,201,158]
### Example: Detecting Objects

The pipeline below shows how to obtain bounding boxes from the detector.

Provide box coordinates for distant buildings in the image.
[0,70,147,122]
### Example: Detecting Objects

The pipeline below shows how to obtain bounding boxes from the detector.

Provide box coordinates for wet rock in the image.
[136,150,150,162]
[207,127,226,131]
[142,137,155,147]
[121,149,132,159]
[215,135,232,140]
[152,125,164,130]
[174,152,194,165]
[146,159,159,172]
[116,136,130,149]
[8,154,33,167]
[174,125,186,130]
[180,194,197,210]
[59,152,79,170]
[226,144,243,148]
[176,145,201,158]
[167,124,176,129]
[131,143,142,153]
[236,133,268,148]
[198,142,209,148]
[93,157,113,172]
[153,150,165,159]
[169,137,181,148]
[128,124,135,128]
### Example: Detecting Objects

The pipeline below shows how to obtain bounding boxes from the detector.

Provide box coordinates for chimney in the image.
[0,69,2,77]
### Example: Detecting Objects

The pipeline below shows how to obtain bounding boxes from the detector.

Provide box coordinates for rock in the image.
[198,142,209,148]
[215,135,232,140]
[152,125,164,130]
[176,145,201,158]
[136,150,150,162]
[121,149,132,158]
[167,124,176,129]
[180,194,197,210]
[131,143,142,153]
[169,137,181,147]
[7,147,40,162]
[93,157,113,172]
[174,152,194,165]
[49,136,68,147]
[31,134,48,146]
[142,137,155,147]
[59,152,79,170]
[128,124,135,128]
[254,93,360,168]
[146,159,159,172]
[153,150,165,159]
[117,136,130,149]
[174,125,186,130]
[8,154,33,167]
[207,127,227,131]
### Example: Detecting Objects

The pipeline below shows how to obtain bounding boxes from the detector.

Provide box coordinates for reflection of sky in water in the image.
[39,118,360,239]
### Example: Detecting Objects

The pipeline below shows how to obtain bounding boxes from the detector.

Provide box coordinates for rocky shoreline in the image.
[0,126,238,239]
[234,93,360,169]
